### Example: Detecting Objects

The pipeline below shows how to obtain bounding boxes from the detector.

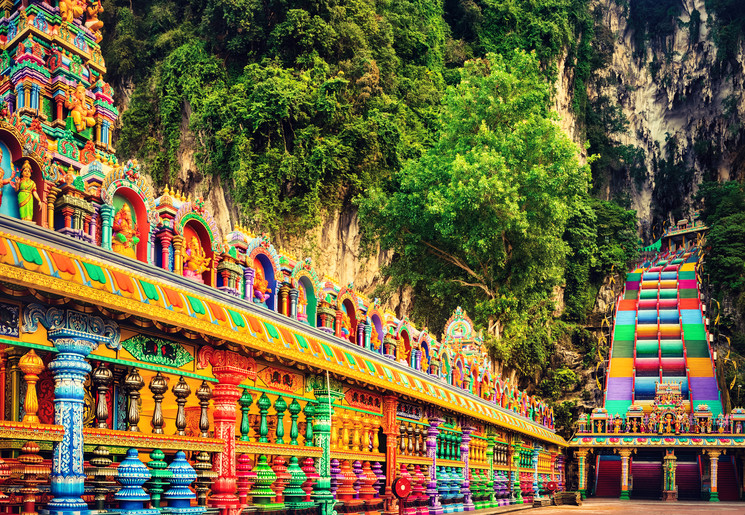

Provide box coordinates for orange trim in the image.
[50,252,76,275]
[162,287,184,309]
[111,270,135,294]
[207,301,227,322]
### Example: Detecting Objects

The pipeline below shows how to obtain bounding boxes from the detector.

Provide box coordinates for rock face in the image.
[577,0,745,229]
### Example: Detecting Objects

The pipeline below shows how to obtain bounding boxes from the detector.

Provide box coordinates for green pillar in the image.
[309,375,344,515]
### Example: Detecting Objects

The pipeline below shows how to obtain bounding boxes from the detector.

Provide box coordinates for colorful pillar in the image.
[427,416,443,515]
[708,449,722,502]
[22,305,120,515]
[460,424,475,511]
[532,447,539,499]
[310,375,344,515]
[618,449,633,500]
[574,449,589,500]
[202,348,252,515]
[382,395,398,512]
[486,432,496,508]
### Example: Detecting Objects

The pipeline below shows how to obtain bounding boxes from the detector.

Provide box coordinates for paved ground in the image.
[527,498,745,514]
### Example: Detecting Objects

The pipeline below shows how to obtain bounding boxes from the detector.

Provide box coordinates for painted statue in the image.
[66,83,96,132]
[253,266,271,303]
[85,0,104,41]
[0,148,15,208]
[182,236,210,281]
[14,160,41,221]
[297,285,308,322]
[370,326,382,351]
[613,414,622,433]
[340,312,352,341]
[111,204,139,258]
[59,0,85,23]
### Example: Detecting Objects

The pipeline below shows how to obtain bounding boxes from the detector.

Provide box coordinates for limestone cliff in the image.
[579,0,745,231]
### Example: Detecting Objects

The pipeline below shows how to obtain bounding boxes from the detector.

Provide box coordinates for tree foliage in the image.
[359,50,590,375]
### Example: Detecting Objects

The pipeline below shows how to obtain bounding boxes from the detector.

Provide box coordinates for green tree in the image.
[359,50,590,369]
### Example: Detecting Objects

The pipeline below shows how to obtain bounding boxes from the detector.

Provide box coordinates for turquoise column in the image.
[23,304,120,515]
[309,375,344,515]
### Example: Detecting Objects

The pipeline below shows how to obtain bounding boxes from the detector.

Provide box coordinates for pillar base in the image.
[579,489,586,500]
[619,490,630,500]
[709,492,720,502]
[661,490,677,502]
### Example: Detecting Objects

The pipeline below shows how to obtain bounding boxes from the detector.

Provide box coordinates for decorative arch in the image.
[246,234,281,309]
[367,306,385,354]
[452,355,465,388]
[292,258,322,328]
[101,161,157,263]
[439,350,452,383]
[174,201,222,252]
[418,330,432,373]
[0,119,48,227]
[337,286,358,344]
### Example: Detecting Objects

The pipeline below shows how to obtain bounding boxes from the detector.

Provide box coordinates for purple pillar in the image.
[461,424,475,511]
[244,267,255,302]
[427,417,443,515]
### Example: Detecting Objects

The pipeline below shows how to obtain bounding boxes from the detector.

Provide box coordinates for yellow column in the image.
[708,449,722,502]
[172,234,184,275]
[19,350,44,424]
[575,449,589,500]
[618,448,633,500]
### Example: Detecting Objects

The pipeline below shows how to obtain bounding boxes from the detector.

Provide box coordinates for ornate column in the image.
[382,395,399,512]
[486,431,496,508]
[532,447,539,500]
[662,449,677,501]
[309,374,344,515]
[460,423,475,511]
[289,287,299,319]
[172,234,184,275]
[199,347,252,515]
[158,231,173,271]
[708,449,722,502]
[427,416,443,515]
[99,204,114,251]
[574,449,589,500]
[244,267,255,302]
[618,448,633,500]
[22,304,120,515]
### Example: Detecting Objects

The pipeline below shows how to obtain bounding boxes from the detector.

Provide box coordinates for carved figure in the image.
[85,0,104,41]
[613,414,621,433]
[111,204,139,258]
[0,148,15,208]
[253,266,271,302]
[182,236,210,280]
[65,83,96,132]
[340,312,352,341]
[370,326,382,351]
[14,160,41,221]
[59,0,85,23]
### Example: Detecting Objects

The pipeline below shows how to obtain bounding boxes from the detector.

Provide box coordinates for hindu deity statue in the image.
[253,266,271,303]
[59,0,85,23]
[370,325,382,351]
[182,236,210,281]
[340,312,352,341]
[65,83,96,132]
[297,285,308,322]
[85,0,104,41]
[717,413,726,433]
[0,148,14,209]
[111,204,139,258]
[613,414,622,433]
[14,160,40,221]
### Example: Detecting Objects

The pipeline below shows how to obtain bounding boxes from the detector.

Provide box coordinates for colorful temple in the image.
[0,3,567,515]
[571,218,745,502]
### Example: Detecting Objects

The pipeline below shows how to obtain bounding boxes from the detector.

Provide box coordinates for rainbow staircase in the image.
[604,248,722,417]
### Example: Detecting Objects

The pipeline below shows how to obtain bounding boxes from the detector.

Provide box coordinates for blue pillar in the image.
[47,337,97,515]
[23,304,120,515]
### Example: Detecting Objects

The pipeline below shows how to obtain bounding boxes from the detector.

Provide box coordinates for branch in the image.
[448,278,494,298]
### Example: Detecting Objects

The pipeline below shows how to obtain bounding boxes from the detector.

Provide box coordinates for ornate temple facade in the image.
[0,3,566,515]
[571,221,745,502]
